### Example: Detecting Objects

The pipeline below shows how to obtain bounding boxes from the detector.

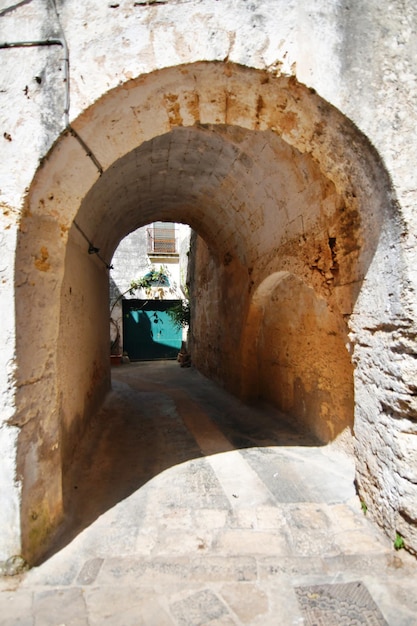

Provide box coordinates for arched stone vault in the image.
[15,62,401,563]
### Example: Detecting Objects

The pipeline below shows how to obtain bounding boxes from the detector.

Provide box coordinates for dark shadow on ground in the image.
[45,361,325,563]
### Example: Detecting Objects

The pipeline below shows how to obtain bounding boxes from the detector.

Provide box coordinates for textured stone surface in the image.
[0,0,416,563]
[0,362,415,626]
[170,589,229,626]
[33,588,88,626]
[295,581,389,626]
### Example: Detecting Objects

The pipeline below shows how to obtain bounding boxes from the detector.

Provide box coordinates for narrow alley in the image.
[1,362,416,625]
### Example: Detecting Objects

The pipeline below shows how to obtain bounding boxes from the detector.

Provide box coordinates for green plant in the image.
[167,300,190,330]
[360,501,368,515]
[128,266,172,299]
[111,266,171,314]
[110,265,174,353]
[394,533,405,550]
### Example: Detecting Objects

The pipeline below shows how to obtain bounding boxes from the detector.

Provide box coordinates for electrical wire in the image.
[73,220,113,270]
[1,0,109,267]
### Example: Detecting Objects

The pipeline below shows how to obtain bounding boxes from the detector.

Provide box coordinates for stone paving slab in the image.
[1,362,416,625]
[33,588,88,626]
[2,549,417,625]
[0,589,33,626]
[85,587,175,626]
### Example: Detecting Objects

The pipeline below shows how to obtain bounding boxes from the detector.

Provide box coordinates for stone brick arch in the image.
[15,61,402,562]
[241,271,354,444]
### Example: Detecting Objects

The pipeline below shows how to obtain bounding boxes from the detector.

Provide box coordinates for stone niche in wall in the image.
[256,272,354,444]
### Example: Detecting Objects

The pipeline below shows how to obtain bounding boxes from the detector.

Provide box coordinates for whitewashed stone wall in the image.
[0,0,416,562]
[110,224,190,303]
[109,224,190,352]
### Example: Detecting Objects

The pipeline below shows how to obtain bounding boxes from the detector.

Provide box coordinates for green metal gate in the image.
[122,299,182,361]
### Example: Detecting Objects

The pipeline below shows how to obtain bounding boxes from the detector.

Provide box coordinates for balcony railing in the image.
[147,227,178,255]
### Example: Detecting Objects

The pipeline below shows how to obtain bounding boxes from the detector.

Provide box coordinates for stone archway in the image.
[15,62,401,563]
[241,271,354,445]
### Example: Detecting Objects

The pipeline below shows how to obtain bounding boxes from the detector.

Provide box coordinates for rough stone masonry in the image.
[0,0,416,565]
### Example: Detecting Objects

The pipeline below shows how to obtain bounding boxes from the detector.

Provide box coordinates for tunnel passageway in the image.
[19,361,417,626]
[53,360,353,562]
[16,62,405,564]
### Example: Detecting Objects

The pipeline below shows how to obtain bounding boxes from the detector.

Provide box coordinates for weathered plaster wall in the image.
[296,1,417,550]
[0,0,416,562]
[188,115,370,447]
[256,273,353,443]
[110,224,190,303]
[109,227,155,354]
[58,227,110,475]
[0,214,21,558]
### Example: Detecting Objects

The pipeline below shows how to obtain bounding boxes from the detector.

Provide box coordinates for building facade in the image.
[109,222,190,358]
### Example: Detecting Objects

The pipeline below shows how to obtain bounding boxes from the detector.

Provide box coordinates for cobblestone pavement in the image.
[1,362,416,625]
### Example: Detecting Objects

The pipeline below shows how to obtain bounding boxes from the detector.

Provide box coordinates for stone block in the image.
[258,556,327,578]
[76,558,104,585]
[33,588,88,626]
[219,583,269,624]
[214,529,290,556]
[170,589,230,626]
[97,556,257,586]
[0,590,34,626]
[85,587,174,626]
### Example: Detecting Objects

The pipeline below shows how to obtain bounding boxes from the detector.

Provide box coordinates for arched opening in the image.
[14,62,399,563]
[109,221,191,362]
[241,272,354,444]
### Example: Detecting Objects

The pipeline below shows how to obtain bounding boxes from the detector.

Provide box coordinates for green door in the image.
[122,299,182,361]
